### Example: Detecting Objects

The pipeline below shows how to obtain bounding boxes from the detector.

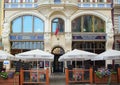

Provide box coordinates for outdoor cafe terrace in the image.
[0,49,120,85]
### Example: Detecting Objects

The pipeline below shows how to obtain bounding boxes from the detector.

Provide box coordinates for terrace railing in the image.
[65,68,93,85]
[20,68,49,85]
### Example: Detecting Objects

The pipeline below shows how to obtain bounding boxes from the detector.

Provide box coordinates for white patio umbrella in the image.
[0,50,18,61]
[59,49,97,68]
[15,49,54,70]
[92,49,120,61]
[59,49,97,61]
[15,49,54,61]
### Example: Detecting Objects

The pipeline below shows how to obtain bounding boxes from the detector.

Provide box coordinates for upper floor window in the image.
[83,0,90,2]
[11,0,19,3]
[12,15,44,33]
[54,0,61,4]
[97,0,104,3]
[5,0,38,3]
[118,16,120,32]
[25,0,33,3]
[72,15,105,32]
[52,18,64,33]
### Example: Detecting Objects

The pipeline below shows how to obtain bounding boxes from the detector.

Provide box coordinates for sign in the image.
[3,60,10,65]
[10,34,44,41]
[72,34,106,41]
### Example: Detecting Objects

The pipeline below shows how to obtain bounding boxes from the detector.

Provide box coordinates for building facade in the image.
[3,0,113,72]
[0,0,4,50]
[113,0,120,64]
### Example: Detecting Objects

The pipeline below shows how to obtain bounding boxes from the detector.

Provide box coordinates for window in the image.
[12,17,22,33]
[23,16,32,32]
[52,18,64,33]
[83,0,90,2]
[12,15,44,33]
[119,16,120,32]
[34,17,44,32]
[11,41,44,50]
[115,41,120,50]
[97,0,104,3]
[54,0,61,3]
[5,0,9,3]
[25,0,32,3]
[11,0,19,3]
[72,15,105,32]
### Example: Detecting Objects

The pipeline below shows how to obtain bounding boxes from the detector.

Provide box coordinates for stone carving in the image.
[65,33,72,40]
[2,22,10,38]
[2,21,10,52]
[44,33,51,40]
[106,19,114,50]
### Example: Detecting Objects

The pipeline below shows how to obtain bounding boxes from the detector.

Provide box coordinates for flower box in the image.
[94,73,118,84]
[0,73,19,85]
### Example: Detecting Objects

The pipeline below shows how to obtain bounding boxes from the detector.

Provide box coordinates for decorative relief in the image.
[106,19,114,50]
[44,32,51,40]
[1,21,10,52]
[65,32,72,40]
[2,22,10,38]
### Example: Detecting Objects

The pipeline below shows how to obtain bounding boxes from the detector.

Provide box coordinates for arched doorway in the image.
[52,46,65,73]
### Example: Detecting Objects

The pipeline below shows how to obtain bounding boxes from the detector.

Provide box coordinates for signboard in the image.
[72,34,106,41]
[10,34,44,41]
[3,60,10,65]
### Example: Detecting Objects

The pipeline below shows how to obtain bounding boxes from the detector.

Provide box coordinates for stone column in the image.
[106,18,114,67]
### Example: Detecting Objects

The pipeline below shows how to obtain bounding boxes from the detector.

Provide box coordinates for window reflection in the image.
[83,16,92,32]
[12,17,22,33]
[23,16,33,32]
[52,18,64,33]
[34,17,44,32]
[11,41,44,50]
[12,15,44,33]
[72,15,105,32]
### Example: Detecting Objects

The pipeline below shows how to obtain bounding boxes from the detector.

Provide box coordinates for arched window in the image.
[12,15,44,33]
[72,15,105,32]
[52,18,64,33]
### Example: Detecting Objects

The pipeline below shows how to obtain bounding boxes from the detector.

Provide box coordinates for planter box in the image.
[0,74,19,85]
[94,73,118,84]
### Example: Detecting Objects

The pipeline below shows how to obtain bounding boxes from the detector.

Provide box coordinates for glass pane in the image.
[25,42,29,49]
[36,42,40,49]
[33,42,36,49]
[30,42,33,49]
[72,17,81,32]
[52,18,64,33]
[34,17,44,32]
[94,17,105,32]
[18,42,21,49]
[118,16,120,32]
[58,19,64,32]
[12,17,22,33]
[83,16,92,32]
[40,42,44,50]
[21,42,25,49]
[23,16,33,33]
[52,23,57,32]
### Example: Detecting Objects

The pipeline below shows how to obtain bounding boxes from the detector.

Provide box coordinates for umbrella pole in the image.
[93,61,95,66]
[37,57,38,82]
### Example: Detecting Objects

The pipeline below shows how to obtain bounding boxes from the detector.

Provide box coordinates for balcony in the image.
[4,0,112,9]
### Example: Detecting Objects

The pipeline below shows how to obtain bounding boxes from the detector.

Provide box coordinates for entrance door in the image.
[53,54,63,72]
[52,46,64,73]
